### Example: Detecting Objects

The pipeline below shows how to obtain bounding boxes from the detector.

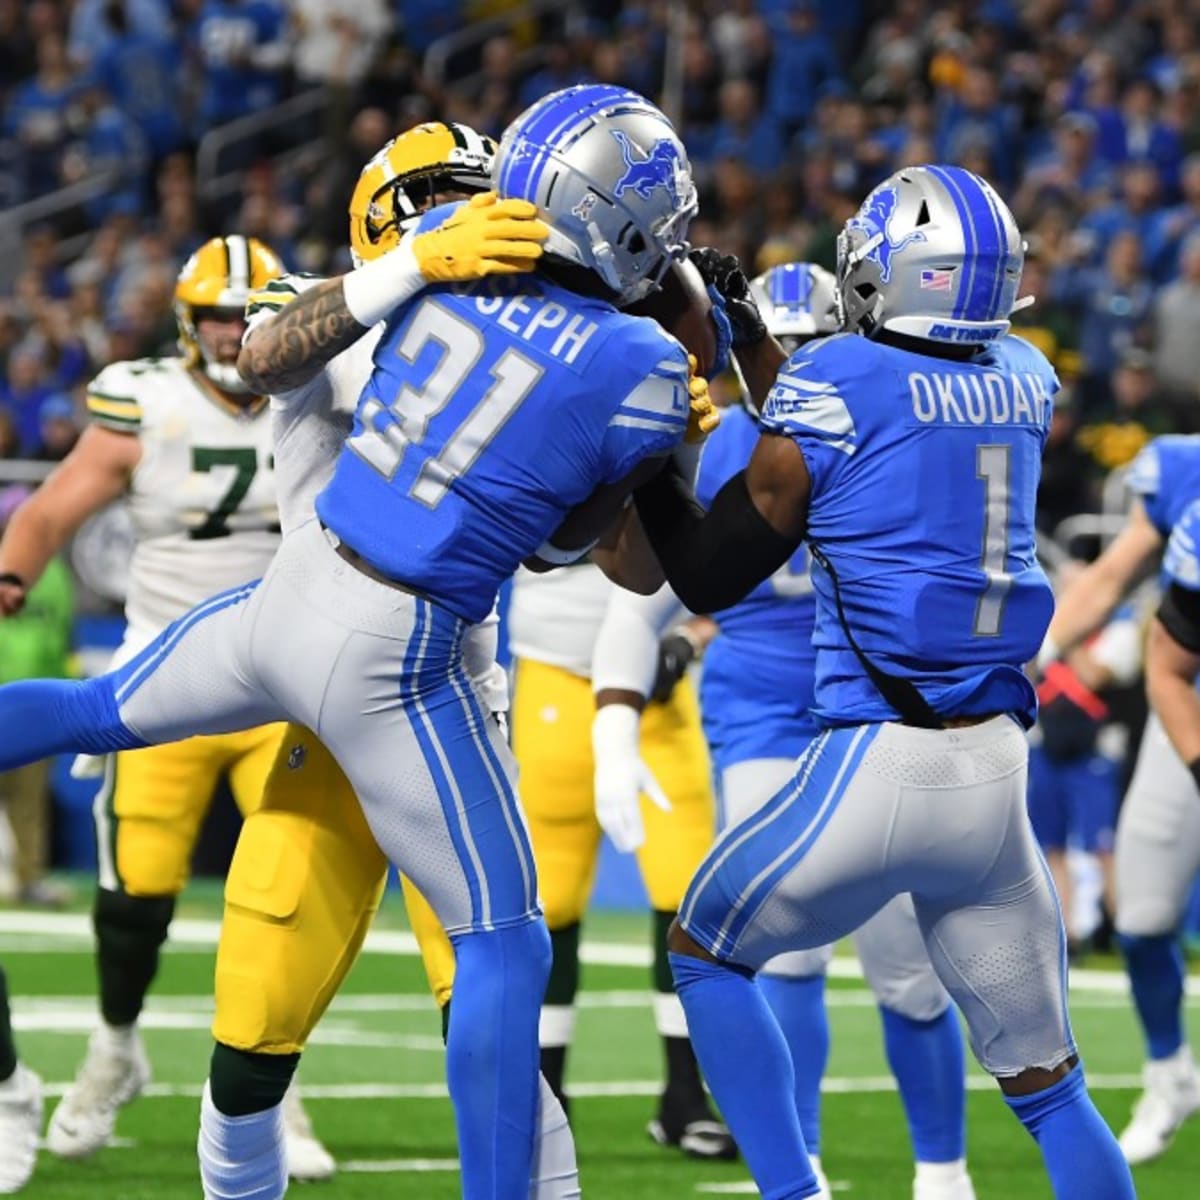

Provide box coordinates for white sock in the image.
[199,1080,288,1200]
[95,1021,138,1054]
[530,1073,580,1199]
[915,1159,970,1184]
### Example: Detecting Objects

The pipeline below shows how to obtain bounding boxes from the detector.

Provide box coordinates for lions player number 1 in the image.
[974,443,1013,637]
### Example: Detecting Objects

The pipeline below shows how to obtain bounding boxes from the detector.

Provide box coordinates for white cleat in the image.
[913,1159,977,1200]
[0,1064,43,1193]
[46,1026,150,1159]
[808,1153,833,1199]
[282,1082,336,1182]
[1119,1046,1200,1165]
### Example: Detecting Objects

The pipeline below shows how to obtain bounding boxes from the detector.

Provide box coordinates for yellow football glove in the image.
[413,192,549,283]
[685,355,720,444]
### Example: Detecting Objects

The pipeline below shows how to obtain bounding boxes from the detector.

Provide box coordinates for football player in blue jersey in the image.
[0,84,715,1200]
[628,167,1135,1200]
[592,262,976,1199]
[696,261,974,1200]
[1043,433,1200,1164]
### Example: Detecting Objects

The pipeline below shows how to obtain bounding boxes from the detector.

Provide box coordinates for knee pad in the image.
[214,790,386,1055]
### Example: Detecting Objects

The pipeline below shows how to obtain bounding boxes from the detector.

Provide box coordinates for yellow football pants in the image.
[213,656,716,1055]
[96,725,286,897]
[513,657,715,927]
[213,725,453,1053]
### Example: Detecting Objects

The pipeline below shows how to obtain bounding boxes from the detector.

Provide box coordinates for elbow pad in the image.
[634,466,798,613]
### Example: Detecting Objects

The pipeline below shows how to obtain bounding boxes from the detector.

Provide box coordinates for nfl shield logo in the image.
[920,268,954,292]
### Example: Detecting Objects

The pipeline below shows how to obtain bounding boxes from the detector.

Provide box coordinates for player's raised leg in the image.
[0,964,42,1195]
[1112,714,1200,1163]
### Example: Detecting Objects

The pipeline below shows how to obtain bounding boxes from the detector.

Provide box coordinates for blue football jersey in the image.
[317,266,690,624]
[694,405,819,768]
[1125,434,1200,539]
[1163,498,1200,592]
[759,332,1057,729]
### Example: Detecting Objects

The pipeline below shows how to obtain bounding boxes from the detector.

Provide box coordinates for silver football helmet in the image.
[493,84,698,304]
[749,262,839,353]
[836,165,1024,346]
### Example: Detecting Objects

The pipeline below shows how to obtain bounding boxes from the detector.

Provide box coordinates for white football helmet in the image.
[750,262,839,353]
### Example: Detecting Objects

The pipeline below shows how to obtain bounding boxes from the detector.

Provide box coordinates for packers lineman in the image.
[198,125,580,1199]
[0,237,335,1178]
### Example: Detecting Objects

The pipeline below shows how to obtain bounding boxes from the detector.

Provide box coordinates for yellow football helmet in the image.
[348,121,497,265]
[175,235,284,393]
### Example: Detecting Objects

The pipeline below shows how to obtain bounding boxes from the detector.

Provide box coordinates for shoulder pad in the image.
[85,357,178,432]
[245,273,324,319]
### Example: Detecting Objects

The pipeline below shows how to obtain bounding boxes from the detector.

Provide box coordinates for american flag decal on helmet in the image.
[920,268,955,292]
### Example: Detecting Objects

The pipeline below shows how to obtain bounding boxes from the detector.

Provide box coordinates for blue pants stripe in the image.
[446,662,537,920]
[401,598,486,927]
[681,731,832,934]
[112,582,258,706]
[714,725,878,956]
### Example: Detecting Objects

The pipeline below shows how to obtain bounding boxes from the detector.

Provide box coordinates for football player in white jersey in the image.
[0,236,335,1179]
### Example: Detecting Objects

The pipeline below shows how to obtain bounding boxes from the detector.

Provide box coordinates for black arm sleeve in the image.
[1158,582,1200,654]
[633,460,801,613]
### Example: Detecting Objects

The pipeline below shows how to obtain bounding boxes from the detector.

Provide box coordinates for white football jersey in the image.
[86,356,279,657]
[508,564,616,678]
[244,272,380,535]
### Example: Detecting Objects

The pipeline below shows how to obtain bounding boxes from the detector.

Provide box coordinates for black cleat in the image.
[647,1093,738,1161]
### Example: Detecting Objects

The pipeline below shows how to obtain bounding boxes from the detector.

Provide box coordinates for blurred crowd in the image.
[4,0,1200,536]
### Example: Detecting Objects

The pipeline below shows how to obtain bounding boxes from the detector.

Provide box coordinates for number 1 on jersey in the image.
[974,443,1013,637]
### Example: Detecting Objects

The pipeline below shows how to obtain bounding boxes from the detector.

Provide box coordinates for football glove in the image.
[650,631,699,704]
[690,247,766,347]
[592,704,671,854]
[685,356,720,444]
[413,192,549,283]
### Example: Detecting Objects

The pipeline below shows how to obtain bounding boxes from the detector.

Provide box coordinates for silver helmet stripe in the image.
[225,235,250,291]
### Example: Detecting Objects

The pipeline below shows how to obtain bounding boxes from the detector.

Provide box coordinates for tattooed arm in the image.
[238,195,549,396]
[238,275,370,395]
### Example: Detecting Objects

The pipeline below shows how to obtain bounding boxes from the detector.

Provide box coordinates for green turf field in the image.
[3,883,1198,1198]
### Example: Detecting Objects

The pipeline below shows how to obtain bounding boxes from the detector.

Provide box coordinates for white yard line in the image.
[5,910,1197,996]
[34,1073,1147,1102]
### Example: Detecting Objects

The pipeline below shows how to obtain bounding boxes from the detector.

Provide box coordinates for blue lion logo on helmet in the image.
[848,184,925,284]
[611,129,685,204]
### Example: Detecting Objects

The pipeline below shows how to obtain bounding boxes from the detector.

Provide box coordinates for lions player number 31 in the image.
[347,298,544,507]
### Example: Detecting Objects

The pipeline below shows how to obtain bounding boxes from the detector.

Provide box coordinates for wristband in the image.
[341,238,422,328]
[592,703,641,760]
[1036,634,1059,672]
[1190,758,1200,794]
[0,572,26,589]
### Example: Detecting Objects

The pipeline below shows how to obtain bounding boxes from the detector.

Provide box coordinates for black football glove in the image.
[689,247,766,348]
[650,631,699,704]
